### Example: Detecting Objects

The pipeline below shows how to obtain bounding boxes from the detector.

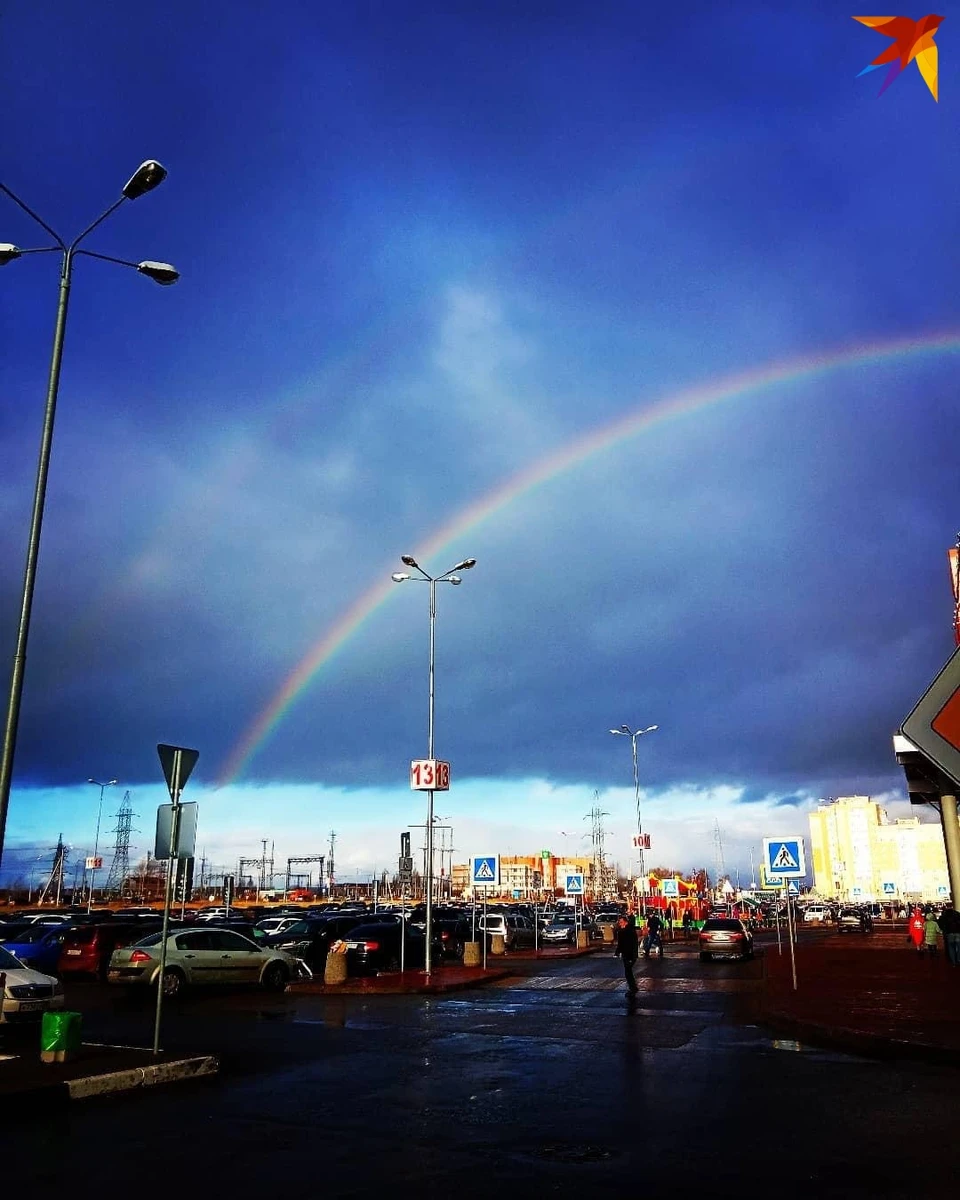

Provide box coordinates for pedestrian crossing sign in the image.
[762,836,805,879]
[565,873,584,895]
[471,855,500,887]
[882,881,896,895]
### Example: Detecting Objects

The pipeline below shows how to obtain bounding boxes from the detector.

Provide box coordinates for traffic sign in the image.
[762,836,806,879]
[84,856,103,871]
[787,881,800,895]
[471,855,500,887]
[882,881,896,895]
[155,802,198,860]
[410,759,450,791]
[565,873,584,895]
[901,645,960,788]
[758,866,780,891]
[157,744,199,800]
[661,878,679,898]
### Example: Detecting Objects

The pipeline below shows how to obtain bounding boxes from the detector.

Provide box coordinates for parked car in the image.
[261,915,378,971]
[698,918,754,961]
[0,944,65,1024]
[107,927,301,997]
[836,907,872,934]
[1,925,71,975]
[333,921,437,974]
[802,904,832,923]
[541,915,577,946]
[59,922,158,980]
[255,916,305,936]
[477,913,537,950]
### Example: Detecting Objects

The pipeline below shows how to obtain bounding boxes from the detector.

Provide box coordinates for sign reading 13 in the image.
[410,759,451,791]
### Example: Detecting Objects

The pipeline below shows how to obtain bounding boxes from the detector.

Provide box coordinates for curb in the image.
[289,969,513,996]
[67,1054,220,1099]
[762,1010,960,1069]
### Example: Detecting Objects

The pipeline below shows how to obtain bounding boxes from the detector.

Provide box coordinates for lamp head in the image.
[608,729,623,736]
[452,558,476,571]
[620,724,631,734]
[0,243,22,266]
[391,572,411,582]
[122,160,168,200]
[400,555,418,568]
[449,575,462,585]
[137,260,179,286]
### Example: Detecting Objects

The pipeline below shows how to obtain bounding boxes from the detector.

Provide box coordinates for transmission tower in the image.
[38,834,68,905]
[327,830,336,897]
[584,793,610,898]
[713,819,726,893]
[104,791,137,896]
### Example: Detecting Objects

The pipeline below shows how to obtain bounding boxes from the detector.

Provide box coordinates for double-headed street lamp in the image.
[0,161,178,870]
[85,777,118,913]
[609,723,658,910]
[392,554,476,975]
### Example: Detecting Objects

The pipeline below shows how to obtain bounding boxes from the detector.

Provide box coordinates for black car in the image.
[335,921,440,974]
[264,913,397,970]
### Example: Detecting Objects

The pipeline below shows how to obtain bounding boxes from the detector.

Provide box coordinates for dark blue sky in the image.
[1,2,956,878]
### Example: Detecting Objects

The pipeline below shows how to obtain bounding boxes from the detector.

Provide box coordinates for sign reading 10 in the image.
[410,759,451,791]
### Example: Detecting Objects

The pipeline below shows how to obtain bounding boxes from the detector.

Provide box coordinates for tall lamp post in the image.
[0,161,178,872]
[609,723,658,912]
[85,777,117,913]
[392,554,476,975]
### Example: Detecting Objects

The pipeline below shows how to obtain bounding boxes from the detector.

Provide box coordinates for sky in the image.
[1,1,957,890]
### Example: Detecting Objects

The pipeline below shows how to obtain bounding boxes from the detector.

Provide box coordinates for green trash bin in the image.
[40,1010,81,1063]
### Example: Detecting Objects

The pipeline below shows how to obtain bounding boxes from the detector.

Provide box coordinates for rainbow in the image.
[218,328,960,784]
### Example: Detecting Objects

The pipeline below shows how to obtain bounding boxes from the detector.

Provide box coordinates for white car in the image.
[802,905,831,923]
[255,916,303,936]
[0,944,65,1023]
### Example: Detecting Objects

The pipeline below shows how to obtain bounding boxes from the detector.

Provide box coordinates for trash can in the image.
[490,933,506,956]
[40,1010,81,1064]
[601,924,615,944]
[576,929,589,949]
[463,941,481,966]
[323,948,349,985]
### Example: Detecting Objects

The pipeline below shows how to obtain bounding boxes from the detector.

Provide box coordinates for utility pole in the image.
[327,830,336,898]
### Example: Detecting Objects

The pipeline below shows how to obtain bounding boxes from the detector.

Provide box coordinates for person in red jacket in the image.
[909,906,926,952]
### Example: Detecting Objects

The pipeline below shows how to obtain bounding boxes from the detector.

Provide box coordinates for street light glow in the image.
[122,160,168,200]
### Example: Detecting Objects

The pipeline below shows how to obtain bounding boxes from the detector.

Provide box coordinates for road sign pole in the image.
[939,794,960,908]
[775,895,782,956]
[784,884,797,991]
[153,748,182,1055]
[482,892,487,971]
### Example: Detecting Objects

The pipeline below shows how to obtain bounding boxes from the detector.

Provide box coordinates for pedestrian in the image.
[909,906,925,953]
[614,913,639,994]
[939,903,960,966]
[682,909,693,941]
[924,909,941,956]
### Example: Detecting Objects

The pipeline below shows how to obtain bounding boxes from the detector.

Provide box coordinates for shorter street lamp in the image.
[86,777,117,912]
[610,724,658,910]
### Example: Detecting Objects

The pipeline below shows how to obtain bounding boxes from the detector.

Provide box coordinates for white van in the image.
[802,904,831,923]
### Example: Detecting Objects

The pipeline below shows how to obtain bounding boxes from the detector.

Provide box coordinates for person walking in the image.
[938,903,960,966]
[923,908,941,956]
[682,908,693,941]
[614,913,639,994]
[909,906,925,953]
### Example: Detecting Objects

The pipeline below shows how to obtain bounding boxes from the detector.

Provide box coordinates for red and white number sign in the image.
[410,759,451,791]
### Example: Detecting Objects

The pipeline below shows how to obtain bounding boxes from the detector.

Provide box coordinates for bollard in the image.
[463,941,481,966]
[576,929,589,950]
[323,949,349,985]
[601,924,615,944]
[490,933,506,956]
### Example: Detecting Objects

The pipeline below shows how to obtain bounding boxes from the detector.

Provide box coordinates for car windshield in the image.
[0,946,24,969]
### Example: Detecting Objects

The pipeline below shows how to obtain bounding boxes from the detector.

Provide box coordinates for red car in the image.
[58,922,158,980]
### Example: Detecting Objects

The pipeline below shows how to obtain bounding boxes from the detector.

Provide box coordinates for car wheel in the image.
[261,962,288,992]
[160,968,185,999]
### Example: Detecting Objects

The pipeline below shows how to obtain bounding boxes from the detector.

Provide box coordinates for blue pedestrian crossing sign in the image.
[471,855,500,887]
[762,836,805,879]
[565,873,585,895]
[882,881,896,895]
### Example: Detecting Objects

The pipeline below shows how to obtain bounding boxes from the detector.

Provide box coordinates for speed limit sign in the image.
[410,759,451,790]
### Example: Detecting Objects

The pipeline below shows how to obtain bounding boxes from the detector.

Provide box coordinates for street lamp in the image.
[392,554,476,975]
[610,723,658,912]
[85,777,118,913]
[0,162,177,870]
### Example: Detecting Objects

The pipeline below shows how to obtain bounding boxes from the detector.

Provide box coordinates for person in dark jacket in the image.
[614,914,639,993]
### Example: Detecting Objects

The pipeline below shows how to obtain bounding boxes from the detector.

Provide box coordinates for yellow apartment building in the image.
[808,795,953,903]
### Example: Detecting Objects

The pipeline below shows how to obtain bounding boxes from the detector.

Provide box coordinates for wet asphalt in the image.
[1,940,955,1197]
